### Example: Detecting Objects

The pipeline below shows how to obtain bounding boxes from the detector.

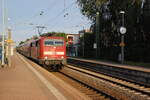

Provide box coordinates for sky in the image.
[0,0,91,44]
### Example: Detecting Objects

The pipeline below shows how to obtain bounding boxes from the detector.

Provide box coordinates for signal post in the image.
[119,11,126,64]
[6,28,13,67]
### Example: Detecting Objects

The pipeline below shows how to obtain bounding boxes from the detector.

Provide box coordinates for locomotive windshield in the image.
[44,40,54,46]
[44,39,64,46]
[55,40,64,46]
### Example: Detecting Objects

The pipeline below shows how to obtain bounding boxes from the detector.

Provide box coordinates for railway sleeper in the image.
[62,66,150,100]
[68,59,150,84]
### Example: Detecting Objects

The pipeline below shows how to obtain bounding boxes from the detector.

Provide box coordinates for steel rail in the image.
[67,58,150,87]
[60,65,150,100]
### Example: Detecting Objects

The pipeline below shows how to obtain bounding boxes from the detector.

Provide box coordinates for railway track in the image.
[23,54,110,100]
[67,58,150,87]
[61,65,150,100]
[21,54,150,100]
[54,72,112,100]
[42,67,112,100]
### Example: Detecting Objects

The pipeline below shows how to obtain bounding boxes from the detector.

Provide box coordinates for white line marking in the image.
[18,54,67,100]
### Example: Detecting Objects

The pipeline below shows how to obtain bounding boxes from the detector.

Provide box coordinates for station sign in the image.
[119,42,125,47]
[6,39,13,43]
[93,43,97,49]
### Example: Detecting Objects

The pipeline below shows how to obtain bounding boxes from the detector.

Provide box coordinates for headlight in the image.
[44,52,53,55]
[45,56,48,59]
[56,52,64,55]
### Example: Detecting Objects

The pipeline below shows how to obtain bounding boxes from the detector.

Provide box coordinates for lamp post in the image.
[7,27,12,67]
[82,26,85,57]
[2,0,6,66]
[119,11,126,64]
[96,12,100,58]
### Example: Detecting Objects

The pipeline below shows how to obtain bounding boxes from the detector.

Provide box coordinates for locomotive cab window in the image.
[44,40,54,46]
[44,39,64,46]
[55,40,64,46]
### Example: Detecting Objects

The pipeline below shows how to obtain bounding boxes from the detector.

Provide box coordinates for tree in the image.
[32,35,38,40]
[53,32,67,42]
[40,32,56,37]
[19,41,24,45]
[77,0,150,62]
[41,32,68,42]
[77,0,141,20]
[79,32,95,57]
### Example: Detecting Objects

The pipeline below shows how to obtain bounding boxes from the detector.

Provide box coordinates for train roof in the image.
[40,36,64,39]
[18,36,65,47]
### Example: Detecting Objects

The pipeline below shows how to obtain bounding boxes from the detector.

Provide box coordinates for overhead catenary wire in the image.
[43,1,81,32]
[13,0,58,27]
[16,1,84,31]
[44,1,77,26]
[15,0,66,37]
[12,1,59,41]
[46,7,91,33]
[32,0,59,25]
[44,0,93,32]
[15,0,90,36]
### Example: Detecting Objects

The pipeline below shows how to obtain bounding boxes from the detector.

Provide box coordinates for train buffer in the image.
[0,53,90,100]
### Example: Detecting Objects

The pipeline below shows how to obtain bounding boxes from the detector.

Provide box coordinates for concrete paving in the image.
[0,53,90,100]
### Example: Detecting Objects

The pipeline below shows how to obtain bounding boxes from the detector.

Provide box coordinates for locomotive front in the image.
[40,37,67,70]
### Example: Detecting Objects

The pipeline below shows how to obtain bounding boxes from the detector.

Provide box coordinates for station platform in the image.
[68,57,150,73]
[0,53,90,100]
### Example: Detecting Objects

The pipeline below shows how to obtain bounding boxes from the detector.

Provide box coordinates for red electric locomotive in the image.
[17,36,67,71]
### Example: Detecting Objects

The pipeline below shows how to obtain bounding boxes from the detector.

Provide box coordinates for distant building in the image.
[66,29,92,57]
[79,29,92,37]
[66,34,80,56]
[66,34,80,45]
